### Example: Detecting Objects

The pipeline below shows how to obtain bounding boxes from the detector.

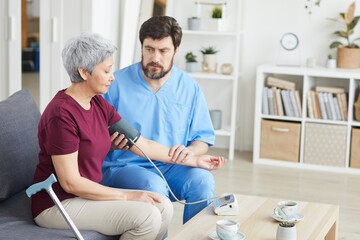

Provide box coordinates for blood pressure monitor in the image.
[214,194,239,216]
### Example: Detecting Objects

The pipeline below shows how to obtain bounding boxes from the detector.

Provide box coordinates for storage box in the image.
[260,120,301,162]
[304,123,347,167]
[350,128,360,168]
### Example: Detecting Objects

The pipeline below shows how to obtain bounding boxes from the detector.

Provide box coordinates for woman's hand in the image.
[124,191,162,206]
[195,155,226,170]
[110,132,129,151]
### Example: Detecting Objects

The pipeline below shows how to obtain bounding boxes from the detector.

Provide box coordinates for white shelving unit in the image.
[167,0,242,160]
[253,64,360,174]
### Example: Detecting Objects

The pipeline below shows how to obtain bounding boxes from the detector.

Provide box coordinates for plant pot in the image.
[337,47,360,69]
[276,224,296,240]
[188,18,200,31]
[202,54,217,72]
[209,110,222,130]
[186,62,198,73]
[326,59,337,69]
[200,18,229,32]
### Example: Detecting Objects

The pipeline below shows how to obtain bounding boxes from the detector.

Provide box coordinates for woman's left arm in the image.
[129,136,226,170]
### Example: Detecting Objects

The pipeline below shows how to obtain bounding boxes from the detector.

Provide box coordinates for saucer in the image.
[271,212,304,223]
[208,231,246,240]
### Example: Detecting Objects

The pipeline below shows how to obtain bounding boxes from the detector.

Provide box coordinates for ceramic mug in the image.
[274,201,298,219]
[216,219,240,240]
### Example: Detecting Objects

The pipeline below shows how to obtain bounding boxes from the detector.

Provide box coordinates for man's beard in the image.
[141,56,174,80]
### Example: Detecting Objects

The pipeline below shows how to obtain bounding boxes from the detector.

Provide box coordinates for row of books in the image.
[262,87,302,117]
[262,76,301,117]
[307,87,348,121]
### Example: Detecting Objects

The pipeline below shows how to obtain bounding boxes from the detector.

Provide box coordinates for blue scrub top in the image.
[102,63,215,168]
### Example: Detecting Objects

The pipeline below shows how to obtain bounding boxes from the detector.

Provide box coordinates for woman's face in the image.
[86,56,115,95]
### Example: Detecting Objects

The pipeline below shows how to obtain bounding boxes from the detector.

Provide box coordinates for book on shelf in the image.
[307,90,315,119]
[271,87,278,115]
[289,90,299,117]
[327,92,337,120]
[336,93,345,121]
[317,92,328,120]
[333,96,342,121]
[267,76,296,90]
[313,91,322,119]
[295,90,302,117]
[275,88,284,116]
[262,87,269,115]
[267,87,275,115]
[339,93,348,121]
[315,86,345,94]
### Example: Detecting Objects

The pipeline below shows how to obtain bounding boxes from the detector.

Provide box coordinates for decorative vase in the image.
[186,62,198,73]
[276,224,296,240]
[337,47,360,69]
[202,54,217,72]
[188,17,200,31]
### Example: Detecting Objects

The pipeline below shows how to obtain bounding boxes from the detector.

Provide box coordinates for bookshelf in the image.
[167,0,242,160]
[253,64,360,174]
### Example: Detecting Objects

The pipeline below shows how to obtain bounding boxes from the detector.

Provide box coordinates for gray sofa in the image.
[0,89,118,240]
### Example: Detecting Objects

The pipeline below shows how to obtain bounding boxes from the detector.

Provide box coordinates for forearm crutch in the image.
[26,174,84,240]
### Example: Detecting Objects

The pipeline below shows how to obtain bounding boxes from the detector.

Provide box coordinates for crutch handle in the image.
[26,173,57,197]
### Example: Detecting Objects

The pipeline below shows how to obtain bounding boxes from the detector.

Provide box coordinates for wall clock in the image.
[276,32,301,66]
[280,33,299,51]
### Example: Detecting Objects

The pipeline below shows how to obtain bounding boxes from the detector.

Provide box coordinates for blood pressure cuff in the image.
[108,119,141,148]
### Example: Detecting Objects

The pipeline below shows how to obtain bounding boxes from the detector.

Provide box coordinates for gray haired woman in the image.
[30,32,173,240]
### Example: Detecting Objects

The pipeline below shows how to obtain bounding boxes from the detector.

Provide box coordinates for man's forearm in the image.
[187,140,209,155]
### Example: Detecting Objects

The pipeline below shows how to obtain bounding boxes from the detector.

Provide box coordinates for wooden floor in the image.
[167,149,360,240]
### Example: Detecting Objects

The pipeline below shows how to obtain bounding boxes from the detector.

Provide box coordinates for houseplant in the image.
[185,51,198,72]
[212,7,222,18]
[200,46,219,72]
[329,1,360,69]
[276,222,296,240]
[326,54,336,68]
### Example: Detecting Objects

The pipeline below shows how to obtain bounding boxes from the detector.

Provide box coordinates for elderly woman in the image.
[31,32,225,240]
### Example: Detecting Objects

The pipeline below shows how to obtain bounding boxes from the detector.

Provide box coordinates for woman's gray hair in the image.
[62,32,117,83]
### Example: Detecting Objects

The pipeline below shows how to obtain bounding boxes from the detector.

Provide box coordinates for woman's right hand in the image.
[124,191,162,206]
[110,132,129,151]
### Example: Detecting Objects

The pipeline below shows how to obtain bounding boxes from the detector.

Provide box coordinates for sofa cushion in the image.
[0,89,41,201]
[0,190,118,240]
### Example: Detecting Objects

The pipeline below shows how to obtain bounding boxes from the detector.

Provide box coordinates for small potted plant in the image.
[185,52,198,72]
[212,7,222,18]
[329,1,360,69]
[188,16,200,31]
[276,221,296,240]
[200,46,219,72]
[326,54,337,68]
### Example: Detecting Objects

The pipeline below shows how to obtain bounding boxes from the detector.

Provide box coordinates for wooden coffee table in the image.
[168,194,339,240]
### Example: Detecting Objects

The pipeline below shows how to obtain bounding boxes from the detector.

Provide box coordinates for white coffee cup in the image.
[216,219,240,240]
[274,201,298,219]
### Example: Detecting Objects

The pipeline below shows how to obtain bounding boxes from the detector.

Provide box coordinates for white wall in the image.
[239,0,359,151]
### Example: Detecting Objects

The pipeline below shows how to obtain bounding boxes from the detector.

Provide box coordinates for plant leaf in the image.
[340,13,346,20]
[334,31,349,38]
[330,41,344,49]
[349,16,360,30]
[346,2,355,25]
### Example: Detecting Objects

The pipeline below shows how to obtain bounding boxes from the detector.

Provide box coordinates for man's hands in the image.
[168,144,194,163]
[110,132,129,151]
[196,155,226,170]
[124,191,161,206]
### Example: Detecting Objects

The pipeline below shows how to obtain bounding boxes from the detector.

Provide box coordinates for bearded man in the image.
[101,16,216,224]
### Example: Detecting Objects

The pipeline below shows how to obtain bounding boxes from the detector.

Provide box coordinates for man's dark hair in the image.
[139,16,182,50]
